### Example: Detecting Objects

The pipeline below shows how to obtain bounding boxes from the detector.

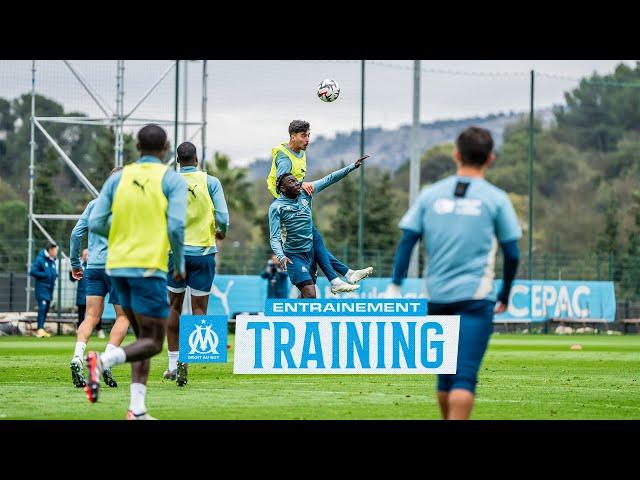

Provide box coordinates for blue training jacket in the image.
[29,249,58,301]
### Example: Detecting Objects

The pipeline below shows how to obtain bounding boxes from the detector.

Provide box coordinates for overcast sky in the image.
[0,60,635,166]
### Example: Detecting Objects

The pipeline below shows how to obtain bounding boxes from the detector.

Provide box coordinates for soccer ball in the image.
[317,79,340,102]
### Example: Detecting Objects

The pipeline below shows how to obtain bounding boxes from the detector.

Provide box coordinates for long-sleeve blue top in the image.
[268,163,356,260]
[88,155,187,279]
[29,249,58,301]
[69,200,109,270]
[391,230,521,304]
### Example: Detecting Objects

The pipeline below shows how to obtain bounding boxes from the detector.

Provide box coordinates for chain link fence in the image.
[3,239,640,322]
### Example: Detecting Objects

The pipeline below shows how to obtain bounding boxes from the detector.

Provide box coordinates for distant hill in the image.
[247,108,554,180]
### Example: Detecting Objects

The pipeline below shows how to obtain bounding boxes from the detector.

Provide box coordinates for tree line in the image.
[2,62,640,299]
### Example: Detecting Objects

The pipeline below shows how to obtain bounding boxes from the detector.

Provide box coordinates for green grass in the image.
[0,334,638,419]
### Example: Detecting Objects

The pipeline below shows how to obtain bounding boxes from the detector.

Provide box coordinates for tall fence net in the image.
[1,60,639,320]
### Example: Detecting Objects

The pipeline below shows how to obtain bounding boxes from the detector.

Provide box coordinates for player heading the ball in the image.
[267,120,373,294]
[269,155,368,298]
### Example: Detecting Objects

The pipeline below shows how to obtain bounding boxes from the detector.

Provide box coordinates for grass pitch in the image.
[0,334,638,420]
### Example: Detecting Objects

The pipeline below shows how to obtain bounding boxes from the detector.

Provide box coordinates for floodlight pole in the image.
[408,60,421,278]
[358,60,365,267]
[26,61,36,312]
[201,60,208,171]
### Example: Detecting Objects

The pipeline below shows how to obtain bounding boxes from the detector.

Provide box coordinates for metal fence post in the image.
[408,59,421,278]
[9,272,14,312]
[608,252,614,281]
[174,60,180,170]
[528,69,535,282]
[358,59,365,267]
[57,256,62,335]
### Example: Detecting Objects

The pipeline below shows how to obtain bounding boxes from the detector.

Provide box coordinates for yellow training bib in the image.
[106,162,170,271]
[182,170,216,248]
[267,144,307,198]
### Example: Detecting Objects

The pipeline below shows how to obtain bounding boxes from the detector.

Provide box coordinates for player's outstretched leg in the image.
[312,245,360,294]
[311,226,372,290]
[311,226,353,293]
[345,265,374,284]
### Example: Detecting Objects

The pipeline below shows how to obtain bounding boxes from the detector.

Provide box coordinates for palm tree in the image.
[205,151,255,215]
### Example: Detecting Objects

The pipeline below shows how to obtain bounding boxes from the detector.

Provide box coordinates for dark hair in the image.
[289,120,310,136]
[137,124,168,152]
[456,126,494,167]
[276,172,295,193]
[46,242,57,251]
[177,142,197,164]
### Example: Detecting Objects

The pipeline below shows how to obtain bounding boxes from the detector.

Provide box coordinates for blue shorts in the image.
[167,253,216,296]
[85,268,119,305]
[427,299,495,395]
[285,250,316,288]
[110,276,169,318]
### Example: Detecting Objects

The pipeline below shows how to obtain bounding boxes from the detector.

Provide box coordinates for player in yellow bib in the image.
[267,120,373,294]
[85,124,188,420]
[164,142,229,386]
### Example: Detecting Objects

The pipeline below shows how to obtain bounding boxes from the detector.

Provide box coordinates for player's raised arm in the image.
[311,155,369,195]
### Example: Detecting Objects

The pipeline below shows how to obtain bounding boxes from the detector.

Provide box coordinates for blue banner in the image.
[102,275,616,323]
[179,315,228,363]
[493,280,616,322]
[265,299,428,316]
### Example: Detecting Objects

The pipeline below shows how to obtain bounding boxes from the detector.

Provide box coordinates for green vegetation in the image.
[0,334,637,420]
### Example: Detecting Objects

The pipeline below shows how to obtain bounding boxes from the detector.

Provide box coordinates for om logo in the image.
[188,320,219,355]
